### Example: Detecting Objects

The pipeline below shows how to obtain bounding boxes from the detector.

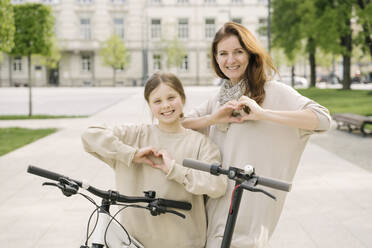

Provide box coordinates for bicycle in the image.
[27,165,192,248]
[183,158,292,248]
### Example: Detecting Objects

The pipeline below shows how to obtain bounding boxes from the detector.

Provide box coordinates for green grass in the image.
[297,88,372,116]
[0,115,87,120]
[0,127,57,156]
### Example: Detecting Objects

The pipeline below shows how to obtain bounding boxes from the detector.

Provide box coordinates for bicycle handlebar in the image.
[182,159,292,192]
[27,165,192,211]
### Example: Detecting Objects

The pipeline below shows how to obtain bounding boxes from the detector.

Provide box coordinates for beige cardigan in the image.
[187,81,331,248]
[81,124,226,248]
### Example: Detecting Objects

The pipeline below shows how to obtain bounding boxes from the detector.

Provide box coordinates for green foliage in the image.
[297,88,372,116]
[0,115,87,120]
[11,3,54,56]
[271,0,304,62]
[0,127,57,156]
[100,34,130,70]
[164,37,187,68]
[0,0,15,60]
[36,37,61,69]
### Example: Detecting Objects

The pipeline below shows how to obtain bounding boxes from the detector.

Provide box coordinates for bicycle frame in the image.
[90,199,143,248]
[27,165,191,248]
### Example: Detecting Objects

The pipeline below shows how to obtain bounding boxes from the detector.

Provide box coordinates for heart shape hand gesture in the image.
[132,147,173,174]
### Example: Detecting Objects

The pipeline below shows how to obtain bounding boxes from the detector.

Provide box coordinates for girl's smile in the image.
[148,82,185,132]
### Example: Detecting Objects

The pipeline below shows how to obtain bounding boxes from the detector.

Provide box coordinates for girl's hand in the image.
[152,149,173,174]
[237,96,265,121]
[133,147,160,166]
[211,100,243,124]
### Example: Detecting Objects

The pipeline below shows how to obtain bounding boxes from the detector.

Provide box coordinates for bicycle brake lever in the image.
[240,183,276,200]
[165,209,186,219]
[148,204,186,219]
[42,181,78,197]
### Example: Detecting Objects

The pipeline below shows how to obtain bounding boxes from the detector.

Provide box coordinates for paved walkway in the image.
[0,87,371,248]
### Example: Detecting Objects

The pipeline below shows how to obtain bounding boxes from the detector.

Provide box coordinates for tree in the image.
[0,0,15,61]
[314,0,353,89]
[36,37,61,85]
[164,37,187,70]
[100,34,130,86]
[11,3,54,116]
[355,0,372,58]
[272,0,320,87]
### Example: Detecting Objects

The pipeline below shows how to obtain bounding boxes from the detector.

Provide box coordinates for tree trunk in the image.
[113,68,116,87]
[28,53,33,116]
[307,37,316,88]
[309,52,316,87]
[341,20,352,90]
[291,65,295,87]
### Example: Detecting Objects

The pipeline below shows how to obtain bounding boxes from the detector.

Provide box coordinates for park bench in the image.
[332,113,372,136]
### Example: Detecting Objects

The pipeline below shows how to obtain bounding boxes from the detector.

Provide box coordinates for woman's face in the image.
[148,82,184,126]
[216,35,249,85]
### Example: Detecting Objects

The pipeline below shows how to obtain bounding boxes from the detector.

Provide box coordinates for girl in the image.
[81,72,227,248]
[183,22,331,248]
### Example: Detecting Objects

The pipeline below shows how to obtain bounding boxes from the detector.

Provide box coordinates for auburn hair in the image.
[211,22,278,105]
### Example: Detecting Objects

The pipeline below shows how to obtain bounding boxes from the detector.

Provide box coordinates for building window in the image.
[231,0,243,4]
[153,54,162,70]
[205,18,215,39]
[151,19,161,39]
[204,0,216,4]
[232,18,242,24]
[42,0,59,4]
[177,0,189,3]
[178,19,188,39]
[180,55,188,72]
[150,0,161,4]
[81,55,92,72]
[11,0,24,4]
[13,57,22,72]
[77,0,93,4]
[111,0,125,3]
[114,18,124,39]
[80,18,91,40]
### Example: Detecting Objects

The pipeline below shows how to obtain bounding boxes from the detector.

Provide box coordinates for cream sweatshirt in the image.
[81,124,227,248]
[187,81,331,248]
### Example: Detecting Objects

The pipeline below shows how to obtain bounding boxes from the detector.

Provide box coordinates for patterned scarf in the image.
[216,79,248,132]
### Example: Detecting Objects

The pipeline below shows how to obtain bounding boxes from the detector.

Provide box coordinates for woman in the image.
[183,22,331,248]
[82,72,226,248]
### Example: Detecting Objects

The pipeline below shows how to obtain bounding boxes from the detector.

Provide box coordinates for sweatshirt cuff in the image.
[114,141,137,167]
[166,161,187,185]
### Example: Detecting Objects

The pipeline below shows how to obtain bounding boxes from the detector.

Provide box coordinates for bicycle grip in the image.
[256,176,292,192]
[183,158,211,173]
[158,199,192,211]
[27,165,64,182]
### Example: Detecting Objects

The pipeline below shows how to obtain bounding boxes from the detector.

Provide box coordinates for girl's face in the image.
[148,82,184,127]
[216,35,249,85]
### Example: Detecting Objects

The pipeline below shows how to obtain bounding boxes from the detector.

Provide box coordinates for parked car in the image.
[278,76,309,88]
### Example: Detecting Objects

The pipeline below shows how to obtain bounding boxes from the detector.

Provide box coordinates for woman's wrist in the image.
[256,108,269,120]
[206,114,216,126]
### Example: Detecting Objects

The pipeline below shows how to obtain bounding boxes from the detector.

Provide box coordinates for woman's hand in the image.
[133,147,159,166]
[211,100,243,124]
[237,95,265,121]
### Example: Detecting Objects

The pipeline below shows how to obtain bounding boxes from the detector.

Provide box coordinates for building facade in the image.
[0,0,268,87]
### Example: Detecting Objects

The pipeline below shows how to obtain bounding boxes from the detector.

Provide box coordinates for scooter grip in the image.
[256,176,292,192]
